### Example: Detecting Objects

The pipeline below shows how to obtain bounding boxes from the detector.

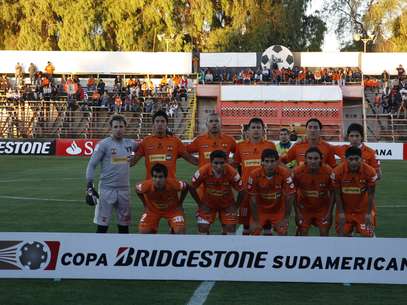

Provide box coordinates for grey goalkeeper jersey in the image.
[86,137,137,190]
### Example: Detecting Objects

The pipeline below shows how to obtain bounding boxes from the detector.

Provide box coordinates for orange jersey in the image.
[234,140,277,185]
[334,144,380,170]
[191,163,243,209]
[332,162,377,214]
[136,135,186,179]
[136,179,187,213]
[292,164,333,212]
[282,139,336,168]
[187,133,236,167]
[247,166,295,212]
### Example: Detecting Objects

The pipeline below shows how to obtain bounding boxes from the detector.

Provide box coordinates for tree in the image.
[0,0,326,52]
[324,0,407,51]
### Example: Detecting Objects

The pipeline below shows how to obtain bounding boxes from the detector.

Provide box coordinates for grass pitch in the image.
[0,156,406,305]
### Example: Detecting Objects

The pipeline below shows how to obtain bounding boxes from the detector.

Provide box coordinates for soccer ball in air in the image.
[261,45,294,70]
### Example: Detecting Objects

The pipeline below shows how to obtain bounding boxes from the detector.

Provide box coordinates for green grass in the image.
[0,157,406,305]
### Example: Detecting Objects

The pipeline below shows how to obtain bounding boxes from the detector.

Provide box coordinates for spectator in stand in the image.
[92,90,101,105]
[114,94,122,112]
[144,95,154,113]
[314,69,322,84]
[396,64,405,81]
[345,67,353,84]
[381,70,389,90]
[124,93,134,112]
[398,85,407,119]
[97,78,105,95]
[374,93,382,113]
[45,61,55,79]
[180,75,188,88]
[262,67,270,82]
[15,62,23,80]
[205,69,214,83]
[87,75,96,91]
[100,91,111,108]
[28,63,37,85]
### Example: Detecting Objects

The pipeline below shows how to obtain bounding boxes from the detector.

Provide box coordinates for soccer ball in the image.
[261,45,294,70]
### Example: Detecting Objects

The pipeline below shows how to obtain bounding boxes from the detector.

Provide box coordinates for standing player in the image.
[335,123,382,179]
[234,117,276,235]
[187,112,236,167]
[86,114,137,233]
[133,110,197,178]
[190,150,244,235]
[276,128,296,169]
[281,118,336,168]
[248,149,295,236]
[292,147,334,236]
[136,163,188,234]
[332,147,378,237]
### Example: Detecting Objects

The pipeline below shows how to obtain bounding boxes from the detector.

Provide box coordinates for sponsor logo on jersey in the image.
[149,154,167,162]
[342,187,361,194]
[244,159,261,167]
[303,190,319,198]
[111,156,128,164]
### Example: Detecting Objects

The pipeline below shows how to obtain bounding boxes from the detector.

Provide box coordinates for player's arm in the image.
[178,181,189,205]
[189,170,204,207]
[334,188,345,236]
[135,183,147,208]
[180,150,199,165]
[292,177,303,227]
[129,141,140,167]
[365,185,376,227]
[130,142,144,166]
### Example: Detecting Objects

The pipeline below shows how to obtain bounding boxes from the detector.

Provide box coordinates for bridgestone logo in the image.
[0,141,54,155]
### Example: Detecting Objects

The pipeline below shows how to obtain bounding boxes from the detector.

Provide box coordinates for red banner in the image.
[404,143,407,160]
[55,139,99,157]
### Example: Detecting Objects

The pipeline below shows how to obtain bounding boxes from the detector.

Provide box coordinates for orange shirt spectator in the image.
[45,62,55,76]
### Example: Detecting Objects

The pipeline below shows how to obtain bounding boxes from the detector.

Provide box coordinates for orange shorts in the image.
[251,210,287,235]
[297,209,331,230]
[138,209,185,233]
[335,211,376,237]
[196,206,238,225]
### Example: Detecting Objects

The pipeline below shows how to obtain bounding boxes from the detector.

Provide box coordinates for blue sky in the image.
[308,0,340,51]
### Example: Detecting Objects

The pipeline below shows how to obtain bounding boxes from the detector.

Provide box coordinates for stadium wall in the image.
[1,139,406,160]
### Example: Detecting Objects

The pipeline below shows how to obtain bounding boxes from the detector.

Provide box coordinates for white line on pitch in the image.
[0,178,80,183]
[185,225,243,305]
[0,195,80,203]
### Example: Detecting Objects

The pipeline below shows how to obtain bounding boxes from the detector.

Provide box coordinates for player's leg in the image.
[138,211,160,234]
[220,206,238,235]
[93,187,115,233]
[272,213,289,236]
[196,208,216,234]
[167,209,186,234]
[115,189,132,234]
[355,214,375,237]
[239,196,251,235]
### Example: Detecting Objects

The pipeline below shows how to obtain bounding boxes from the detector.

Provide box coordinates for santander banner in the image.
[55,139,100,157]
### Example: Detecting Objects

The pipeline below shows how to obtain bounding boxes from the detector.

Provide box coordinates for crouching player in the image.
[332,147,378,237]
[190,150,244,235]
[292,147,334,236]
[136,163,188,234]
[248,149,295,235]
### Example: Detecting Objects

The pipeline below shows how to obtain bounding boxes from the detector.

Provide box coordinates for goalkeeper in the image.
[86,114,138,233]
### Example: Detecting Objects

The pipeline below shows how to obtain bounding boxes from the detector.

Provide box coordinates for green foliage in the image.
[324,0,407,51]
[0,0,326,52]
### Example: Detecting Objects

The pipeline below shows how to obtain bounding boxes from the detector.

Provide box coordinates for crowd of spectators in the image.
[0,62,191,118]
[366,64,407,119]
[200,65,363,85]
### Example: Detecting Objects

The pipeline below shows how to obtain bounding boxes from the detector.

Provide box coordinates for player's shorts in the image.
[93,187,131,226]
[297,209,331,231]
[196,206,238,226]
[335,212,376,237]
[139,209,185,233]
[251,210,287,236]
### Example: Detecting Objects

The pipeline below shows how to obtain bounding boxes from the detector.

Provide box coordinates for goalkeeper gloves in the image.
[86,182,99,206]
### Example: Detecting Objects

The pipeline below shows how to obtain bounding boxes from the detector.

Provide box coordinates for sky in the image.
[308,0,341,52]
